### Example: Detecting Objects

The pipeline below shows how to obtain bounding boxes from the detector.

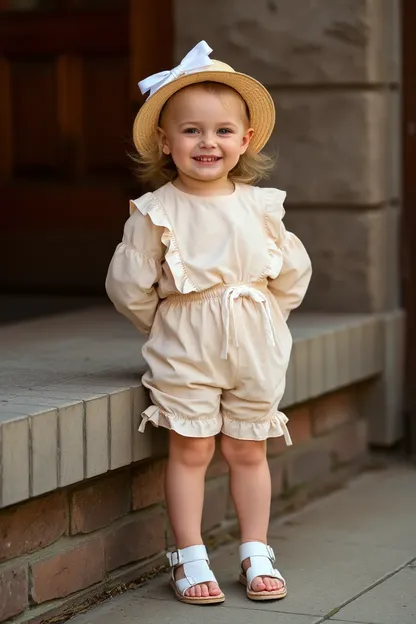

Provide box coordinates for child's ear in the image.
[157,127,171,155]
[240,127,254,154]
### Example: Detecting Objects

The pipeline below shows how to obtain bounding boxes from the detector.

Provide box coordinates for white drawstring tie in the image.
[221,285,278,360]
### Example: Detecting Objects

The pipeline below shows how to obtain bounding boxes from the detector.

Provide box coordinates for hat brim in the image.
[133,70,275,155]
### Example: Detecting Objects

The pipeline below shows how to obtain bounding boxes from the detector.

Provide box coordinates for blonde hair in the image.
[133,82,274,189]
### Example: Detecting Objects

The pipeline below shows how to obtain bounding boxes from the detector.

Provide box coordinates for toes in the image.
[207,582,221,596]
[252,577,266,592]
[186,583,219,598]
[186,585,199,598]
[264,577,284,593]
[251,576,284,593]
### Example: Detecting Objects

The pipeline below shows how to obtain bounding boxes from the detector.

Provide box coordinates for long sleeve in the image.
[265,189,312,320]
[105,193,164,335]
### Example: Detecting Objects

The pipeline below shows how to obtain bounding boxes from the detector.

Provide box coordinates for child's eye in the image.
[183,128,199,134]
[218,128,233,135]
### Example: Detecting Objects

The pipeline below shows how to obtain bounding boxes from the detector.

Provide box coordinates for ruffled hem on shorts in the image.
[139,404,222,438]
[221,410,292,444]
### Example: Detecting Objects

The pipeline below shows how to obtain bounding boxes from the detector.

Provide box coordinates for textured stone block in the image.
[109,390,132,470]
[367,309,405,446]
[281,357,296,408]
[383,205,401,310]
[285,444,332,488]
[58,401,84,487]
[268,456,285,498]
[323,330,339,393]
[270,91,388,205]
[131,385,153,462]
[105,508,166,572]
[383,0,401,83]
[206,445,229,479]
[85,395,109,479]
[309,335,325,398]
[385,91,401,201]
[70,473,131,535]
[293,338,310,404]
[348,322,366,382]
[336,325,352,387]
[0,565,28,621]
[329,419,368,465]
[285,208,391,313]
[0,417,30,507]
[286,406,312,444]
[267,435,286,457]
[175,0,395,84]
[202,477,229,533]
[312,390,358,436]
[132,459,166,510]
[30,538,105,604]
[30,410,58,497]
[0,492,67,562]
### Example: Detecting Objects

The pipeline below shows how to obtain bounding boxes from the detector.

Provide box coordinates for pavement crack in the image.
[314,557,415,623]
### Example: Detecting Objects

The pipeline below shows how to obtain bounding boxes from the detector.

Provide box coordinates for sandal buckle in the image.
[167,549,183,566]
[267,545,276,562]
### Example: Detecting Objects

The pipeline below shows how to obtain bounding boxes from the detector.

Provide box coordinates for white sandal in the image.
[167,545,225,605]
[239,541,288,601]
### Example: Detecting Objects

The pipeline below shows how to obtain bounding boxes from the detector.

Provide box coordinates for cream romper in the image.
[106,182,312,444]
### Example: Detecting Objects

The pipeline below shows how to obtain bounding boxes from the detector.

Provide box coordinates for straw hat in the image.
[133,41,275,156]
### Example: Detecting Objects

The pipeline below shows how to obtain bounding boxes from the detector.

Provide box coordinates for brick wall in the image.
[0,385,368,624]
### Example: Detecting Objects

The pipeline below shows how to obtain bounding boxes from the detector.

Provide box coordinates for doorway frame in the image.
[401,0,416,455]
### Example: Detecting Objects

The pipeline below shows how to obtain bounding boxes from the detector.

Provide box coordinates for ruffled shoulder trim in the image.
[129,192,197,295]
[129,192,155,217]
[263,187,287,237]
[257,187,287,281]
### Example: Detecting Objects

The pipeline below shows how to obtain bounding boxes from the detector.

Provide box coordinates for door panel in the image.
[0,0,172,295]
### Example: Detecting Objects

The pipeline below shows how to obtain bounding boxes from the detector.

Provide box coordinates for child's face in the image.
[158,84,254,187]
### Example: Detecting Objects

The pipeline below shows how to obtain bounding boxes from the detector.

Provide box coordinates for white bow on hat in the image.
[138,40,214,100]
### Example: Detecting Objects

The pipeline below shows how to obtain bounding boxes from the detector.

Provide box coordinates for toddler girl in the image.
[106,41,312,605]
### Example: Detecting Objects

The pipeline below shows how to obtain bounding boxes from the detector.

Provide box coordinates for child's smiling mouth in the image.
[193,156,222,163]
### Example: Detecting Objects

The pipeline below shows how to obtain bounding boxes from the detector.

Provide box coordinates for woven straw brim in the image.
[133,70,275,156]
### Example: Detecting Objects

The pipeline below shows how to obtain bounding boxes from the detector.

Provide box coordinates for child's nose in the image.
[200,133,217,148]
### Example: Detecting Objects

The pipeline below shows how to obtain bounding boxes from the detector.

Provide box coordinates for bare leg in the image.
[165,431,221,598]
[221,435,284,593]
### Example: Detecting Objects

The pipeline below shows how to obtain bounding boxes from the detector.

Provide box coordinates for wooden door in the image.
[0,0,172,295]
[402,0,416,455]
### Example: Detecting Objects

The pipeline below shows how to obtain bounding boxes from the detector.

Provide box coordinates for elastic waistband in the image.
[165,280,269,304]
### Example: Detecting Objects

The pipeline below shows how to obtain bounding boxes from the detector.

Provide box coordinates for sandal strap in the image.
[167,544,209,567]
[239,541,275,562]
[175,561,217,596]
[239,541,285,591]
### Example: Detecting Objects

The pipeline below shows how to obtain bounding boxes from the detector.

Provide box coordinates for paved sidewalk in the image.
[71,461,416,624]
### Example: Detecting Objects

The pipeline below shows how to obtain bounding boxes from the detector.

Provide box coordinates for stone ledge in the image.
[0,307,383,508]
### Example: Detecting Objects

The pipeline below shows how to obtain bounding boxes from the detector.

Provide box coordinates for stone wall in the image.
[0,387,368,624]
[174,0,404,445]
[174,0,401,314]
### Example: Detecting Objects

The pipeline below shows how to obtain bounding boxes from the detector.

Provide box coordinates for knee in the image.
[169,432,215,468]
[220,435,266,468]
